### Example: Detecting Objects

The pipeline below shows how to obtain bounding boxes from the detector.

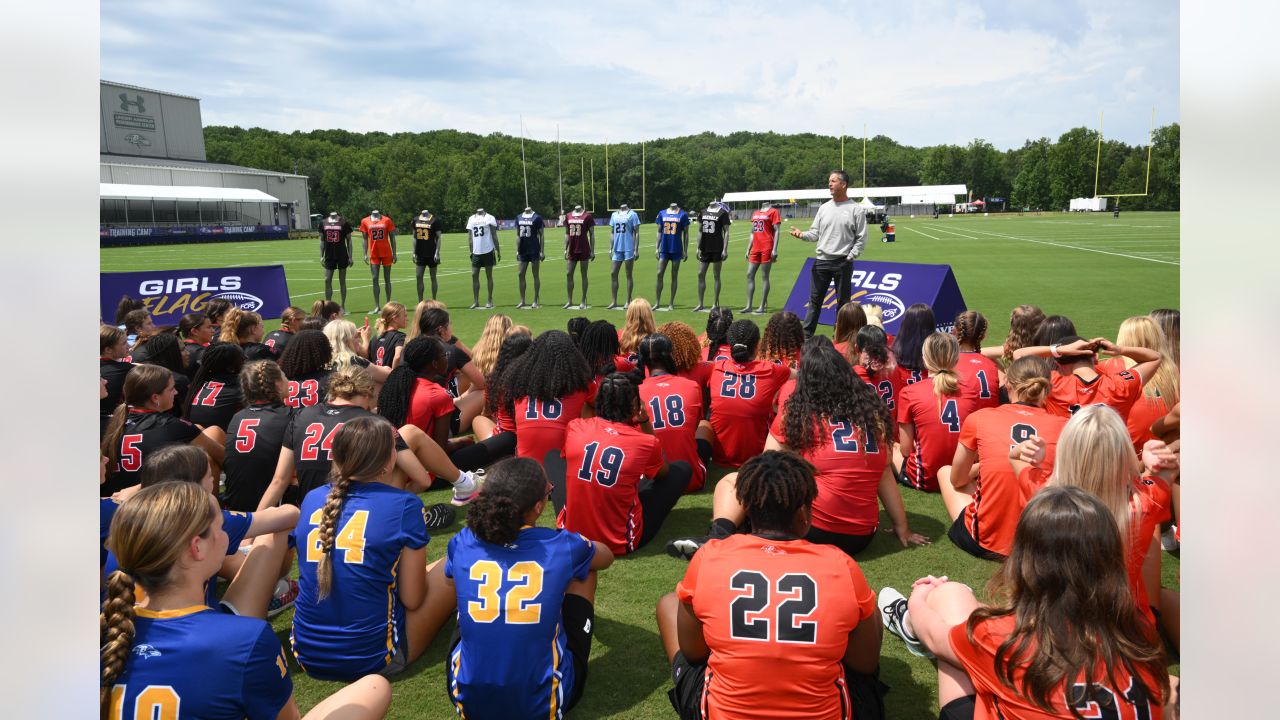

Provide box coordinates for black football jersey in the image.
[100,359,134,421]
[369,330,406,367]
[103,409,201,495]
[412,215,445,256]
[284,403,409,498]
[186,373,245,432]
[222,402,294,511]
[262,329,294,358]
[285,369,333,409]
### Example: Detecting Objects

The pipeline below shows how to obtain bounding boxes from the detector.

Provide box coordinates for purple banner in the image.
[101,265,292,326]
[100,225,289,238]
[782,259,967,333]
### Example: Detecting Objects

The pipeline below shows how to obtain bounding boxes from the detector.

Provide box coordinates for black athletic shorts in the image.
[939,695,976,720]
[471,251,496,268]
[806,524,876,557]
[517,239,542,263]
[322,249,351,270]
[415,241,440,267]
[947,515,1005,561]
[667,650,708,720]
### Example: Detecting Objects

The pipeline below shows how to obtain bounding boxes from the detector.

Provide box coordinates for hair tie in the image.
[732,343,747,350]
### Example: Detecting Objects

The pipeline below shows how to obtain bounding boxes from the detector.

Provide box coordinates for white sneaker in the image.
[878,587,933,658]
[1161,523,1179,552]
[451,469,483,506]
[368,307,380,314]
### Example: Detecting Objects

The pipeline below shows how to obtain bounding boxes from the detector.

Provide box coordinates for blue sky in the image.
[101,0,1178,150]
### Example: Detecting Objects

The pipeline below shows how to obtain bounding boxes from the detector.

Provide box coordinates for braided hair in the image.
[101,482,217,716]
[315,416,396,600]
[760,311,805,367]
[656,321,701,373]
[594,372,641,423]
[952,310,988,351]
[703,307,734,360]
[467,457,548,546]
[378,336,448,427]
[566,316,590,346]
[726,319,760,363]
[183,342,244,417]
[507,330,592,404]
[636,333,677,376]
[892,303,936,373]
[239,359,287,405]
[579,320,621,376]
[138,332,184,374]
[734,451,818,533]
[278,329,332,379]
[484,333,534,417]
[782,336,890,453]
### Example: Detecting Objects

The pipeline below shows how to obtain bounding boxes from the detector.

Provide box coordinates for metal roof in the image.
[101,153,308,179]
[720,184,968,203]
[101,80,201,101]
[100,183,280,203]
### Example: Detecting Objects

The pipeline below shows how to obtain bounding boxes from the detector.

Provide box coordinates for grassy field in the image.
[101,211,1180,719]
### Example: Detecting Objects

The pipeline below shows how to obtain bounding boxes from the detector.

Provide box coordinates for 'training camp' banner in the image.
[782,259,967,333]
[101,265,292,326]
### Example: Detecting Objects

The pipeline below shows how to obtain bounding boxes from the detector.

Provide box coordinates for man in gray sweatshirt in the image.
[789,169,868,336]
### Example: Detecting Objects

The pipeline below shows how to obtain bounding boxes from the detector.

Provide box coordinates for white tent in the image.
[100,183,280,203]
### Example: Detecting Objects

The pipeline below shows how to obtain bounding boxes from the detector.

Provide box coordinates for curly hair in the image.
[278,329,333,379]
[378,336,448,427]
[854,324,891,372]
[315,416,395,600]
[467,457,548,546]
[240,359,287,405]
[594,372,641,423]
[892,303,936,373]
[484,333,534,417]
[782,336,890,453]
[183,343,244,416]
[566,316,591,346]
[506,330,592,404]
[656,321,701,373]
[703,307,734,360]
[726,319,760,363]
[138,332,184,374]
[619,298,656,355]
[953,310,988,351]
[1001,304,1045,363]
[579,320,621,376]
[735,451,817,533]
[760,311,805,367]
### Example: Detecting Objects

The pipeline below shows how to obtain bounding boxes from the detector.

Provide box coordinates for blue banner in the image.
[101,265,292,326]
[782,259,967,333]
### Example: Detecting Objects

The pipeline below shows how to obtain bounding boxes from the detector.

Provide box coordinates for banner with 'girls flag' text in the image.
[782,259,967,333]
[100,265,292,327]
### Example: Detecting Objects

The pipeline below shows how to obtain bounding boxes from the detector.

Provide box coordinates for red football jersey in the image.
[1125,394,1168,451]
[640,374,706,492]
[565,212,595,255]
[709,358,792,467]
[897,382,976,492]
[1045,369,1143,420]
[769,412,888,535]
[558,417,665,555]
[955,351,1001,411]
[676,534,877,720]
[405,378,455,434]
[950,614,1165,720]
[749,207,782,253]
[957,404,1068,557]
[679,360,714,389]
[855,364,905,415]
[359,215,396,245]
[514,388,591,464]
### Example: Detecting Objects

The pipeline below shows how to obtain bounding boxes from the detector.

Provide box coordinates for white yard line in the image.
[902,225,946,241]
[965,228,1180,265]
[923,224,978,240]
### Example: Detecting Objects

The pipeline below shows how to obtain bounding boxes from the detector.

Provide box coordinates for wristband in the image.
[1050,344,1061,358]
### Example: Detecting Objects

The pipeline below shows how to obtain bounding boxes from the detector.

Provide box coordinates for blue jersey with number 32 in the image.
[446,526,596,720]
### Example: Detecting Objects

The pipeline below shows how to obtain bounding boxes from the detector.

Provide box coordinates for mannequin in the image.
[412,209,445,301]
[743,201,782,314]
[608,203,641,309]
[563,204,596,309]
[693,201,731,311]
[359,209,397,312]
[654,202,690,310]
[465,208,501,309]
[515,206,545,308]
[319,211,354,310]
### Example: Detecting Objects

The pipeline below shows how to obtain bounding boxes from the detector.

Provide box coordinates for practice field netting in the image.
[99,211,1179,719]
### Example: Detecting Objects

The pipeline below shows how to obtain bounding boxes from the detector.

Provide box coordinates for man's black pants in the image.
[802,257,853,337]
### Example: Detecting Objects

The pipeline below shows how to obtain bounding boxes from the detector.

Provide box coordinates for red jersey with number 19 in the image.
[558,417,665,555]
[676,533,877,720]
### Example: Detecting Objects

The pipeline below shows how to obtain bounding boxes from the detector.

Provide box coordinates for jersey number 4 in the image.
[729,570,818,644]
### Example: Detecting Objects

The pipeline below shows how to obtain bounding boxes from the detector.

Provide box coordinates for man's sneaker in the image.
[666,536,708,560]
[1161,523,1180,553]
[878,587,932,658]
[267,579,299,619]
[422,503,457,530]
[451,469,483,506]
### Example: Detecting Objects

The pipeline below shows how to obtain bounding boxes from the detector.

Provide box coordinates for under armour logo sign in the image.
[119,93,146,113]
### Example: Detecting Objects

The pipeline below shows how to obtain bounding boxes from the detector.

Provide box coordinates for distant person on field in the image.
[789,170,869,337]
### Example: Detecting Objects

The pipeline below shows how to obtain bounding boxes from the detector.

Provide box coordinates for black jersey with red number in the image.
[103,409,202,495]
[186,373,245,432]
[285,369,332,410]
[240,342,274,362]
[284,403,408,498]
[222,402,295,512]
[100,359,134,421]
[368,330,406,367]
[262,329,294,359]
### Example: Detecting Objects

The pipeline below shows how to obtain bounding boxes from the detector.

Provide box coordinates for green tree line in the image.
[204,124,1179,229]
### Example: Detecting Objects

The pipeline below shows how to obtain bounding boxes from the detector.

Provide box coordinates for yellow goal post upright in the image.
[1094,107,1157,208]
[604,140,646,213]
